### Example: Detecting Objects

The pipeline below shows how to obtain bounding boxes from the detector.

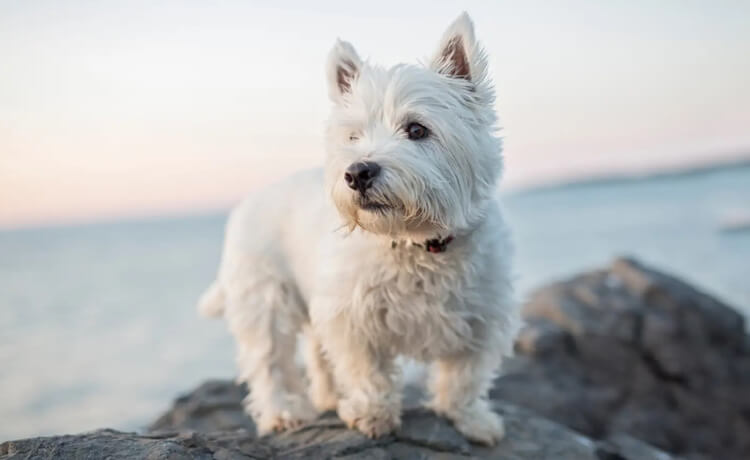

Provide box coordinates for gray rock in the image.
[149,380,257,435]
[0,429,271,460]
[494,257,750,459]
[601,433,675,460]
[143,380,674,459]
[1,393,658,459]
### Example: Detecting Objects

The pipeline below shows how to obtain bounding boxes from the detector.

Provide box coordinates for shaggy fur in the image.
[198,12,520,445]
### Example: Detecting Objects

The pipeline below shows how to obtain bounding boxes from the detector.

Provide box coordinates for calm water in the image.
[1,165,749,440]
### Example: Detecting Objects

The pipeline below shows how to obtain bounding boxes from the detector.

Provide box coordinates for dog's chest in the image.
[351,247,480,359]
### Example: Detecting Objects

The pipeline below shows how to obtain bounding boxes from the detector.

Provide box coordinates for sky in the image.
[1,0,749,229]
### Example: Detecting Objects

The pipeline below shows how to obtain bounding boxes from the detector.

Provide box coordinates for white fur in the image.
[198,12,520,445]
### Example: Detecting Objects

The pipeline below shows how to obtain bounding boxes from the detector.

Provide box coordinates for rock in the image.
[599,433,676,460]
[1,382,669,459]
[0,428,272,460]
[149,380,256,434]
[144,380,675,459]
[493,257,750,460]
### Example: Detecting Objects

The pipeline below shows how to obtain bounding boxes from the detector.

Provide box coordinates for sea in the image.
[1,163,748,440]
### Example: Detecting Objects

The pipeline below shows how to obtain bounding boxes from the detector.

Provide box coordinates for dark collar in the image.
[424,235,455,253]
[392,235,455,253]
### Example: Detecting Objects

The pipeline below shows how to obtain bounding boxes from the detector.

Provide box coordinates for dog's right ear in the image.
[327,39,362,103]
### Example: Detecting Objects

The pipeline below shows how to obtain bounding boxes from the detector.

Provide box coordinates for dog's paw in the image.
[346,411,401,439]
[250,394,317,435]
[337,396,401,438]
[257,412,311,434]
[448,404,505,446]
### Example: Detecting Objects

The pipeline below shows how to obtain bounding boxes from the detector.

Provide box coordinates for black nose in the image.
[344,161,381,193]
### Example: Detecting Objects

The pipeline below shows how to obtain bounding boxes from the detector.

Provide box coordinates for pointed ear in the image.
[326,39,363,103]
[430,12,485,82]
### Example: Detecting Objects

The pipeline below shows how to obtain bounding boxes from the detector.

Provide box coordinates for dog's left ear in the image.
[430,12,488,85]
[327,39,363,104]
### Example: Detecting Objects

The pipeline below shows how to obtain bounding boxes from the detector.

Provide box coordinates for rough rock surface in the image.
[2,257,745,459]
[2,380,670,459]
[494,257,750,460]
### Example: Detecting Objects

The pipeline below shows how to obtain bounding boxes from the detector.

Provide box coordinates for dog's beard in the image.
[332,183,449,238]
[326,151,472,238]
[335,189,403,235]
[355,193,393,213]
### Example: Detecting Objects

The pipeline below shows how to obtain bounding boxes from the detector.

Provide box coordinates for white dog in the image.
[198,12,520,445]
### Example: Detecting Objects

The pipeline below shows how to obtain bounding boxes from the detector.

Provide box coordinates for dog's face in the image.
[324,13,502,239]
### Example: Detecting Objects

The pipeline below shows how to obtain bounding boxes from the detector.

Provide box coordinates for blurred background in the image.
[1,0,749,441]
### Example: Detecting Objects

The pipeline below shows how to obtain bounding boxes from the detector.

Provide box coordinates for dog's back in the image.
[198,168,330,318]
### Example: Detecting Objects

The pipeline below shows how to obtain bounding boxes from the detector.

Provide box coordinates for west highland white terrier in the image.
[198,12,520,445]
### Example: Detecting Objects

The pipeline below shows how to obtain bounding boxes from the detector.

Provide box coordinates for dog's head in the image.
[324,13,501,240]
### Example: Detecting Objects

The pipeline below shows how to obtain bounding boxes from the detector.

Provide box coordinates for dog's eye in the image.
[348,134,359,142]
[406,123,428,140]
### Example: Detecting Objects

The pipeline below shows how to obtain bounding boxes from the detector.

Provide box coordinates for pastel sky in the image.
[1,0,749,229]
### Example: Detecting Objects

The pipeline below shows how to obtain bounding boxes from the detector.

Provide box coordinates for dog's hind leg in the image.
[223,260,315,435]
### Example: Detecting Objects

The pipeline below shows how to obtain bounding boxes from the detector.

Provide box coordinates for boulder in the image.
[493,257,750,459]
[2,380,672,459]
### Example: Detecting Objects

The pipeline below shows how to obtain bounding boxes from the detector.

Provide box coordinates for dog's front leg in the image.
[304,330,339,413]
[428,349,505,445]
[322,328,402,438]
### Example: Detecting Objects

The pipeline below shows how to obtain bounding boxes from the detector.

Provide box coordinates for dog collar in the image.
[392,235,455,253]
[424,235,454,253]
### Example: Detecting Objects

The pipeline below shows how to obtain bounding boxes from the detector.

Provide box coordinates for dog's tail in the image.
[197,281,225,318]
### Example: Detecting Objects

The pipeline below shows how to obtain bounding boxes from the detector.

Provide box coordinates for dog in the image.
[198,12,520,445]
